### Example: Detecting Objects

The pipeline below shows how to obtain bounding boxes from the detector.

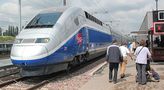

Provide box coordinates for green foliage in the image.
[0,36,15,43]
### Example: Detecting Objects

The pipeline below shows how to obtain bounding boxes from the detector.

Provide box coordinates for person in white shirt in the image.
[119,42,132,78]
[134,39,151,85]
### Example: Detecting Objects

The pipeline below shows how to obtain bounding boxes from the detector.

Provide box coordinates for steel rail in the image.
[0,65,20,78]
[0,77,26,88]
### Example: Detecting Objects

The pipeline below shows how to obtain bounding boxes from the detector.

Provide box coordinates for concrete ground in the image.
[79,59,164,90]
[0,58,12,67]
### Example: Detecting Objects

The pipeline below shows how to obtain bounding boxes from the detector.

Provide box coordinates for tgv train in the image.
[11,7,122,76]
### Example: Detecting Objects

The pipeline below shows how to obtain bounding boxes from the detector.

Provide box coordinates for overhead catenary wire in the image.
[92,0,115,21]
[91,0,122,31]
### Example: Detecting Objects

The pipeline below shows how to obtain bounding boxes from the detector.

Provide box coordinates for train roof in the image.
[40,7,82,14]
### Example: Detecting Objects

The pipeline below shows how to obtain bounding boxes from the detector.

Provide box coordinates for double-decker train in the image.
[11,7,124,76]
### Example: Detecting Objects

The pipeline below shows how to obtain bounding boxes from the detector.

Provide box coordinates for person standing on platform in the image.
[119,42,132,78]
[106,40,123,84]
[132,41,137,52]
[134,39,151,85]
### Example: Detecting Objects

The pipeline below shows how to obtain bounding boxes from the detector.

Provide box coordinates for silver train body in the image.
[11,7,122,76]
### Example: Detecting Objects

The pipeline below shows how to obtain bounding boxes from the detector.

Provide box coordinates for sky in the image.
[0,0,164,35]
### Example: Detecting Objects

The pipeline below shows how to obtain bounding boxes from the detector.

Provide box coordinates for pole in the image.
[155,0,158,11]
[19,0,22,32]
[63,0,66,6]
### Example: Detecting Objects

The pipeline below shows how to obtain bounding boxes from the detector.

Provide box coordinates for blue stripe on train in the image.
[88,28,112,43]
[11,27,112,67]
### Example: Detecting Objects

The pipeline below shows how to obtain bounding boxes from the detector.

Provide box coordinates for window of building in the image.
[158,11,164,20]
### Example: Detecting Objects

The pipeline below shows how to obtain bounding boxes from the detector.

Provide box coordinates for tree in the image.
[4,25,19,36]
[15,26,19,36]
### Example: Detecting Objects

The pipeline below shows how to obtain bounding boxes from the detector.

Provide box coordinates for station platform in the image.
[0,58,12,67]
[79,60,164,90]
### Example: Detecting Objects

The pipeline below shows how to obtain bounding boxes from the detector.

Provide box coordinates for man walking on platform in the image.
[119,42,132,78]
[106,40,123,84]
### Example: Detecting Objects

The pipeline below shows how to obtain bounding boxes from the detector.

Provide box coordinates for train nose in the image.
[11,45,48,65]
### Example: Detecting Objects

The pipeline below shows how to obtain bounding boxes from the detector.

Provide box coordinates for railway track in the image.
[0,65,22,88]
[0,55,105,90]
[0,77,26,88]
[26,75,61,90]
[0,65,20,78]
[0,70,66,90]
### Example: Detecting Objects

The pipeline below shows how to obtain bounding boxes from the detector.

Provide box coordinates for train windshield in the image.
[25,12,62,29]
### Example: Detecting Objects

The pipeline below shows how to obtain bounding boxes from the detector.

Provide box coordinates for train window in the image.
[74,18,79,26]
[158,11,164,20]
[85,12,89,18]
[85,11,102,26]
[26,12,62,29]
[35,38,50,43]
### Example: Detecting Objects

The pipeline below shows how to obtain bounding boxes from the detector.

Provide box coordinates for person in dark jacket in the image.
[106,40,123,84]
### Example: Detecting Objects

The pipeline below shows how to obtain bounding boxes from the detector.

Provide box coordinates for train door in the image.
[75,29,87,54]
[79,16,88,53]
[74,16,87,54]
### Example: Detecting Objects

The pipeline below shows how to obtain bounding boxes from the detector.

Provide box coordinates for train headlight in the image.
[35,38,50,43]
[14,39,23,44]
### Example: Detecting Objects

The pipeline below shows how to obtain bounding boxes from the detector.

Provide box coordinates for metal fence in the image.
[0,43,13,54]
